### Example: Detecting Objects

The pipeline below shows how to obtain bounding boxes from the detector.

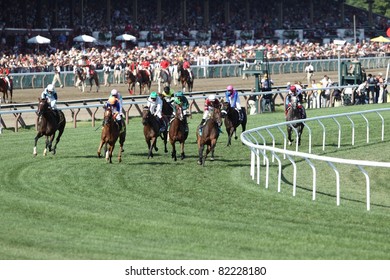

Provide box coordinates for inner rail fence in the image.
[240,107,390,211]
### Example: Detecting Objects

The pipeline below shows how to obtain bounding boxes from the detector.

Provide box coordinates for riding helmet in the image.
[150,92,158,99]
[47,84,54,92]
[163,86,170,93]
[111,89,118,96]
[175,91,183,97]
[209,94,216,101]
[290,85,297,93]
[227,85,234,91]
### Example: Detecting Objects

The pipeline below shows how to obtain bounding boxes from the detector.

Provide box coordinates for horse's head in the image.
[221,101,231,117]
[212,106,223,127]
[141,106,151,125]
[103,106,114,125]
[290,95,298,110]
[37,98,49,116]
[174,103,184,121]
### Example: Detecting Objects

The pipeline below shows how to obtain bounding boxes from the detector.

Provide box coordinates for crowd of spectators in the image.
[0,0,389,74]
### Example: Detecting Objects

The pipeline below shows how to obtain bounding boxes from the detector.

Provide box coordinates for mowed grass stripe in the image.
[0,104,389,259]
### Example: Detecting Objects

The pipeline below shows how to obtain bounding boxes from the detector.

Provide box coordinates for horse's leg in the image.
[197,143,204,165]
[33,133,43,156]
[44,136,51,156]
[171,141,177,161]
[97,140,105,158]
[287,126,293,145]
[163,132,168,153]
[180,141,185,160]
[52,127,65,155]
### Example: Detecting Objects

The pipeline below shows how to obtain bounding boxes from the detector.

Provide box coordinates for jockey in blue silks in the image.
[224,85,243,121]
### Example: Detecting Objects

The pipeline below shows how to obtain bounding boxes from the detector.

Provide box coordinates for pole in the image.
[353,14,356,45]
[338,50,342,87]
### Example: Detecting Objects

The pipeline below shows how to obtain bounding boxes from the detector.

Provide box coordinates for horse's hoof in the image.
[288,141,293,146]
[197,160,202,165]
[210,157,215,161]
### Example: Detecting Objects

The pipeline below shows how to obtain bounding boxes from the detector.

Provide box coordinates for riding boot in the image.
[238,109,243,122]
[116,119,122,131]
[198,119,205,135]
[183,116,189,132]
[159,117,166,132]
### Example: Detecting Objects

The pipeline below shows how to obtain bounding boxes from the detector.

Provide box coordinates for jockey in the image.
[109,89,123,115]
[224,85,243,121]
[162,86,175,103]
[199,94,221,128]
[285,85,306,119]
[106,95,123,131]
[41,84,58,110]
[173,91,189,132]
[147,91,166,132]
[182,58,193,80]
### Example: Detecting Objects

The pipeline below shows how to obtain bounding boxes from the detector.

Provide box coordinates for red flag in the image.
[387,27,390,38]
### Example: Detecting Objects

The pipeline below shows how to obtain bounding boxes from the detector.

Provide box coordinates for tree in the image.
[346,0,390,18]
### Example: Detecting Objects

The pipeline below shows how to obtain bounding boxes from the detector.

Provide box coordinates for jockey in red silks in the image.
[285,85,306,119]
[182,58,193,80]
[0,66,11,88]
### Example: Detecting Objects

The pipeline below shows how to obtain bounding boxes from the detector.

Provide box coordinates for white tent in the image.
[73,34,96,43]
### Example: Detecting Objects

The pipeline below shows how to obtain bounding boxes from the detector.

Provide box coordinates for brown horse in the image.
[97,107,126,163]
[169,103,189,161]
[178,64,194,92]
[33,98,66,156]
[196,106,222,166]
[0,78,13,103]
[141,106,168,159]
[221,101,247,146]
[125,69,137,94]
[75,67,86,92]
[137,69,151,95]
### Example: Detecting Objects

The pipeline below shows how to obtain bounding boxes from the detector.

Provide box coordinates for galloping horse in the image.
[125,69,137,94]
[196,106,222,166]
[75,68,86,92]
[178,64,194,92]
[221,102,247,146]
[169,103,189,161]
[142,106,168,159]
[286,96,305,146]
[88,68,100,92]
[97,107,126,163]
[0,78,13,103]
[158,69,171,93]
[136,69,151,95]
[33,98,66,156]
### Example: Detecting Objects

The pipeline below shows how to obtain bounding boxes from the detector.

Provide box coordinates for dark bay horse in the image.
[88,68,100,92]
[75,68,86,92]
[286,96,305,146]
[137,69,151,95]
[125,69,137,94]
[97,107,126,163]
[169,103,189,161]
[221,102,247,146]
[196,106,222,166]
[142,106,168,159]
[0,78,13,103]
[33,98,66,156]
[178,65,193,92]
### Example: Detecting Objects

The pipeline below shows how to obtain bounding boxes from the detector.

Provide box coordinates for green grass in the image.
[0,103,389,260]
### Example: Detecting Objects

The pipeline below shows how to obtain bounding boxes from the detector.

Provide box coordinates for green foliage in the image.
[346,0,390,17]
[0,105,389,259]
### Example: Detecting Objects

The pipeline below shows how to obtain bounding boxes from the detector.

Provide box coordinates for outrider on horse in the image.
[221,101,247,146]
[0,77,13,103]
[178,63,194,92]
[137,69,152,95]
[97,106,126,163]
[33,98,66,156]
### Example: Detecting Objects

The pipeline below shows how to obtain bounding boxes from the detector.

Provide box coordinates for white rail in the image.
[240,108,390,211]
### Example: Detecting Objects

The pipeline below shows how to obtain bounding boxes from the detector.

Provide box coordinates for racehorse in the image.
[33,98,66,156]
[196,106,222,166]
[286,95,305,146]
[178,64,194,92]
[221,101,247,146]
[0,78,13,103]
[141,106,168,159]
[97,106,126,163]
[125,69,137,94]
[88,68,100,92]
[169,103,189,161]
[162,98,174,119]
[158,69,171,93]
[75,68,86,92]
[136,69,151,95]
